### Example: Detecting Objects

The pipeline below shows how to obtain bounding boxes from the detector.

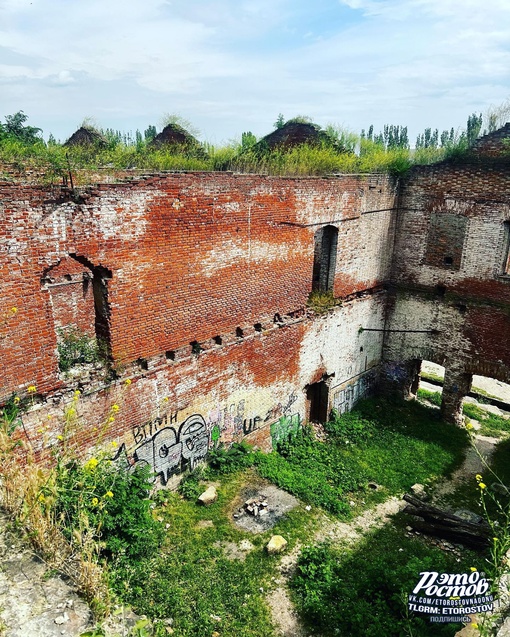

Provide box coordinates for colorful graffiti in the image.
[331,369,377,415]
[270,413,301,449]
[133,414,209,484]
[119,390,304,484]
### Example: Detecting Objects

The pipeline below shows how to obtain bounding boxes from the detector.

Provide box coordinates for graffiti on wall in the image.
[270,413,301,449]
[133,414,209,484]
[118,390,303,484]
[331,369,377,415]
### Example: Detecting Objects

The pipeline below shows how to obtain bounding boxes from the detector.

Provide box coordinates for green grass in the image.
[462,403,510,437]
[108,469,317,637]
[103,398,471,635]
[291,519,480,637]
[0,137,452,183]
[420,370,444,384]
[256,397,469,517]
[417,387,442,406]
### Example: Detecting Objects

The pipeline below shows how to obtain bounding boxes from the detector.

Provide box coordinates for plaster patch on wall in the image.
[199,239,296,277]
[94,190,163,240]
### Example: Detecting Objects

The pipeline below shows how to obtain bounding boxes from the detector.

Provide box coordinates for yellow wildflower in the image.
[74,390,81,397]
[111,440,118,448]
[470,567,477,572]
[163,397,169,402]
[108,416,115,423]
[27,385,36,393]
[38,493,45,503]
[479,483,486,490]
[111,404,120,413]
[104,491,114,499]
[466,422,474,430]
[56,435,64,441]
[124,378,132,386]
[37,428,43,434]
[67,407,76,417]
[13,396,20,404]
[10,307,17,314]
[85,457,99,471]
[472,623,478,629]
[91,497,99,507]
[494,537,499,542]
[476,474,482,482]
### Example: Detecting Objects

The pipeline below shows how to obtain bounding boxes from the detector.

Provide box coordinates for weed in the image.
[57,326,101,372]
[306,290,341,314]
[207,440,256,474]
[291,521,479,636]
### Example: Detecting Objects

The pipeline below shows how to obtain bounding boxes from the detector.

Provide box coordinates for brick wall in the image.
[385,138,510,421]
[1,171,396,479]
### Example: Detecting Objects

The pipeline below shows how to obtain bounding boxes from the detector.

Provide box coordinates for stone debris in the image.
[198,486,218,506]
[410,483,426,497]
[244,495,269,517]
[266,535,288,554]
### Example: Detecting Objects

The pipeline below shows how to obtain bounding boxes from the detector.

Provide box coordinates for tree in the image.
[0,111,42,144]
[273,113,285,129]
[241,131,257,151]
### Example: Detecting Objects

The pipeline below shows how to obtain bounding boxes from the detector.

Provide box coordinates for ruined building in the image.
[1,126,509,484]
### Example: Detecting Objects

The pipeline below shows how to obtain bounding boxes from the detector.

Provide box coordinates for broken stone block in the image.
[266,535,288,554]
[198,486,217,506]
[411,483,426,497]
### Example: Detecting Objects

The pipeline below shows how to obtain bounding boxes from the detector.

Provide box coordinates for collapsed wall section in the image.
[384,141,510,422]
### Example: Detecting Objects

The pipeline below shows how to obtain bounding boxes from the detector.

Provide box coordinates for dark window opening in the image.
[236,327,244,338]
[312,225,339,292]
[457,304,467,314]
[137,358,148,370]
[502,221,510,275]
[165,350,175,361]
[191,341,203,355]
[444,256,453,266]
[213,335,223,346]
[435,285,447,297]
[307,381,330,423]
[254,323,263,333]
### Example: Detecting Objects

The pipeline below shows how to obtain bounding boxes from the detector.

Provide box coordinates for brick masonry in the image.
[2,125,510,477]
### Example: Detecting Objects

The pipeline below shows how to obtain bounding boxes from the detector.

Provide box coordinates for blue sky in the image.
[0,0,509,144]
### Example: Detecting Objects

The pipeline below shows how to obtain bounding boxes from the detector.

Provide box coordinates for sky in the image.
[0,0,509,145]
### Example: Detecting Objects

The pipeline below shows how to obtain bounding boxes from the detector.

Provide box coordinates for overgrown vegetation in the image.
[57,326,102,372]
[256,397,468,515]
[306,289,341,314]
[417,387,510,437]
[0,109,503,185]
[0,387,501,636]
[291,521,479,637]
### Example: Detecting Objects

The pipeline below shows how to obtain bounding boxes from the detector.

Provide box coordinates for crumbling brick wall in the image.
[0,171,396,478]
[384,133,510,422]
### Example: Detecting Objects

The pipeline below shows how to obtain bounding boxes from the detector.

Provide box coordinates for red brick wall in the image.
[0,172,396,401]
[385,148,510,407]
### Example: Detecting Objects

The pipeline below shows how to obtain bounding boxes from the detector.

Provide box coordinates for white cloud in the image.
[0,0,509,142]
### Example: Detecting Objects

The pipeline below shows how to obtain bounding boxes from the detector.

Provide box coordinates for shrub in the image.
[54,457,163,563]
[57,326,101,372]
[207,440,255,474]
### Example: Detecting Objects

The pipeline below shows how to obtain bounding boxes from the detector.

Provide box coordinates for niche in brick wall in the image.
[424,213,467,271]
[501,221,510,275]
[42,254,113,368]
[312,225,339,291]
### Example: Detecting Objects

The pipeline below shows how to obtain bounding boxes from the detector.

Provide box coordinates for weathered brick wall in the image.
[385,144,510,421]
[0,172,396,402]
[21,288,387,485]
[1,171,396,478]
